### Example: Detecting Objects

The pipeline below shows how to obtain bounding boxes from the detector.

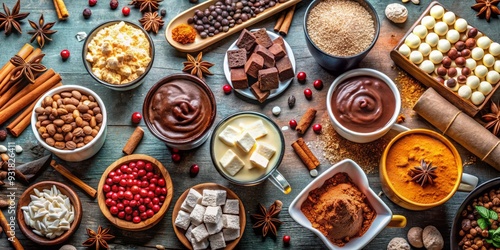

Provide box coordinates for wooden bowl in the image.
[97,154,173,231]
[172,183,246,250]
[17,181,83,245]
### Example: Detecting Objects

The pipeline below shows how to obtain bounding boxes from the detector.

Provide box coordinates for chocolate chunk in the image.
[253,28,273,48]
[253,45,275,68]
[275,55,294,82]
[258,67,279,91]
[244,53,264,79]
[273,36,287,52]
[268,44,286,60]
[227,48,247,69]
[236,29,257,51]
[250,81,270,103]
[230,68,248,89]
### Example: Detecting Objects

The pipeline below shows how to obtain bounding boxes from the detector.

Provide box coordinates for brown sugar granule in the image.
[306,0,375,57]
[393,66,426,109]
[318,115,391,174]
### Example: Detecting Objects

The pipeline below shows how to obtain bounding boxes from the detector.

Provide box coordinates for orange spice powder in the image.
[386,134,459,204]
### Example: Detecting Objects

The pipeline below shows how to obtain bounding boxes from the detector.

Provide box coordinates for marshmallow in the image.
[219,150,245,176]
[218,125,241,146]
[236,131,256,153]
[249,152,269,169]
[243,120,268,139]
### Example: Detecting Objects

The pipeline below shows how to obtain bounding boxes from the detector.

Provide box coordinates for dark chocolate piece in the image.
[244,53,264,79]
[253,28,273,48]
[227,48,247,69]
[268,44,286,60]
[276,55,294,82]
[253,45,275,68]
[236,29,257,51]
[258,67,279,91]
[273,36,287,52]
[230,68,248,89]
[250,81,270,103]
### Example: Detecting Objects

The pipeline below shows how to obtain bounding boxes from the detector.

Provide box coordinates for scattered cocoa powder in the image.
[393,66,426,109]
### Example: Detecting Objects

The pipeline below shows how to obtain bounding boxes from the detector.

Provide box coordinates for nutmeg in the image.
[465,38,476,49]
[455,57,466,67]
[468,27,478,38]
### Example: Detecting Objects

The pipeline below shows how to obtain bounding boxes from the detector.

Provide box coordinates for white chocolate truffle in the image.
[418,43,432,56]
[454,18,468,32]
[483,54,495,67]
[430,5,445,19]
[471,91,485,105]
[419,60,435,73]
[489,42,500,56]
[478,81,493,95]
[429,50,444,64]
[495,60,500,72]
[442,11,456,25]
[446,29,460,44]
[445,78,459,91]
[471,47,485,60]
[434,22,449,36]
[466,75,480,89]
[421,16,436,29]
[405,33,421,49]
[465,58,477,70]
[477,36,492,49]
[413,25,428,39]
[409,51,424,64]
[399,44,411,57]
[486,70,500,84]
[425,33,440,47]
[437,39,451,53]
[458,85,472,99]
[385,3,408,23]
[475,65,488,78]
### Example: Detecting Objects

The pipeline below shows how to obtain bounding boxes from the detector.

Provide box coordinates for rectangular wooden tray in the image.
[390,1,500,117]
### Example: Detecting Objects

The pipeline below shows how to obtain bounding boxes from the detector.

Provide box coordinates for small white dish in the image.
[289,159,406,250]
[223,30,296,101]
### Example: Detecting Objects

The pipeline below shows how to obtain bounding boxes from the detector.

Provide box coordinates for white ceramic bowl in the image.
[31,85,107,162]
[289,159,406,249]
[326,68,403,143]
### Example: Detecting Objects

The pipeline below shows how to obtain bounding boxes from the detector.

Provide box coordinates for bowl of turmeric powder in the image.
[379,129,478,210]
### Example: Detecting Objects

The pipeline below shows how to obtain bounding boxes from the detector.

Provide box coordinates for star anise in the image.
[251,200,283,237]
[135,0,163,12]
[28,14,57,48]
[0,0,30,35]
[482,101,500,136]
[82,226,115,250]
[9,54,47,84]
[409,159,437,187]
[129,0,143,8]
[139,11,164,34]
[182,52,214,79]
[471,0,500,22]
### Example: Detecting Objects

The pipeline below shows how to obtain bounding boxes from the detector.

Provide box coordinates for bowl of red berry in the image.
[97,154,173,231]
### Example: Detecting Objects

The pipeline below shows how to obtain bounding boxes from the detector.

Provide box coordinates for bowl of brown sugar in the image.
[304,0,380,73]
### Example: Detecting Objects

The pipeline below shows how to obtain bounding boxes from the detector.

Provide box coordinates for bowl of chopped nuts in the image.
[83,20,155,91]
[304,0,380,73]
[31,85,108,162]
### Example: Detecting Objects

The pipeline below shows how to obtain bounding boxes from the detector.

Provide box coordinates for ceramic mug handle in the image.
[387,215,407,228]
[458,173,479,192]
[391,124,410,133]
[268,170,292,194]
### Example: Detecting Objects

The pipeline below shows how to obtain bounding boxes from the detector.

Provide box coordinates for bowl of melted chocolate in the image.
[143,73,216,150]
[327,68,404,143]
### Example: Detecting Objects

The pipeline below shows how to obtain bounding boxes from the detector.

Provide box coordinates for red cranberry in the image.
[313,79,323,90]
[223,84,232,94]
[172,153,181,162]
[312,124,322,134]
[133,216,141,223]
[110,206,119,215]
[89,0,97,6]
[297,72,306,82]
[289,119,297,129]
[304,88,313,99]
[60,49,70,60]
[283,235,291,244]
[190,164,200,177]
[122,6,130,16]
[110,0,119,9]
[131,112,142,124]
[83,8,92,19]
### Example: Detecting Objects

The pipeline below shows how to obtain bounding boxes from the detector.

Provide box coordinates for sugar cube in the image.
[223,199,239,215]
[219,150,245,176]
[191,235,209,250]
[205,217,223,235]
[201,190,227,206]
[190,204,207,226]
[204,206,222,224]
[191,224,209,243]
[174,210,191,230]
[223,228,240,241]
[222,214,240,230]
[185,188,202,208]
[208,231,226,249]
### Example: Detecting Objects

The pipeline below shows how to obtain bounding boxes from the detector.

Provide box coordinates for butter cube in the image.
[236,132,256,153]
[218,125,241,146]
[255,143,276,160]
[244,120,268,139]
[249,152,269,169]
[219,150,245,176]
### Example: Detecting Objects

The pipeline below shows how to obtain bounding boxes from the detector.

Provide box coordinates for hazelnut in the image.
[442,57,452,68]
[0,130,6,141]
[461,49,471,58]
[468,28,478,38]
[462,67,472,76]
[435,76,445,84]
[458,75,467,84]
[456,57,466,67]
[466,38,476,49]
[446,78,457,87]
[437,66,448,76]
[448,49,459,60]
[448,67,458,77]
[455,41,466,51]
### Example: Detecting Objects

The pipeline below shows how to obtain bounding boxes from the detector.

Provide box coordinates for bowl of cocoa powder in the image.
[31,85,108,162]
[304,0,380,73]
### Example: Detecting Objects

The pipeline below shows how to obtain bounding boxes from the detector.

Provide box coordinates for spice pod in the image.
[165,0,301,52]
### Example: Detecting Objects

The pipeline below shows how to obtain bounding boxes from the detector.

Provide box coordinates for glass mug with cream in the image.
[327,68,407,143]
[210,112,291,194]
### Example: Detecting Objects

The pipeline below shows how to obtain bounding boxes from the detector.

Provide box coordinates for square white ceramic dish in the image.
[288,159,394,250]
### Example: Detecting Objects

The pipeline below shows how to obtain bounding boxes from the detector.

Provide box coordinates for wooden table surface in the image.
[1,0,500,249]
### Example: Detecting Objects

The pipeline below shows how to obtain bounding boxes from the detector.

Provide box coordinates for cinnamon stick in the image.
[296,108,317,134]
[50,160,97,198]
[0,73,61,125]
[53,0,69,20]
[0,48,43,96]
[274,11,286,32]
[0,69,55,109]
[0,211,24,250]
[292,141,316,170]
[0,161,28,184]
[123,127,144,155]
[279,5,296,36]
[0,44,34,91]
[297,138,320,167]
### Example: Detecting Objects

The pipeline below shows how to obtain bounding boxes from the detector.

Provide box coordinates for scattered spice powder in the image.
[306,0,375,57]
[393,66,426,109]
[172,24,196,44]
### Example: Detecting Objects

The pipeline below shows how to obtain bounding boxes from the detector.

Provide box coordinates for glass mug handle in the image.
[268,170,292,194]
